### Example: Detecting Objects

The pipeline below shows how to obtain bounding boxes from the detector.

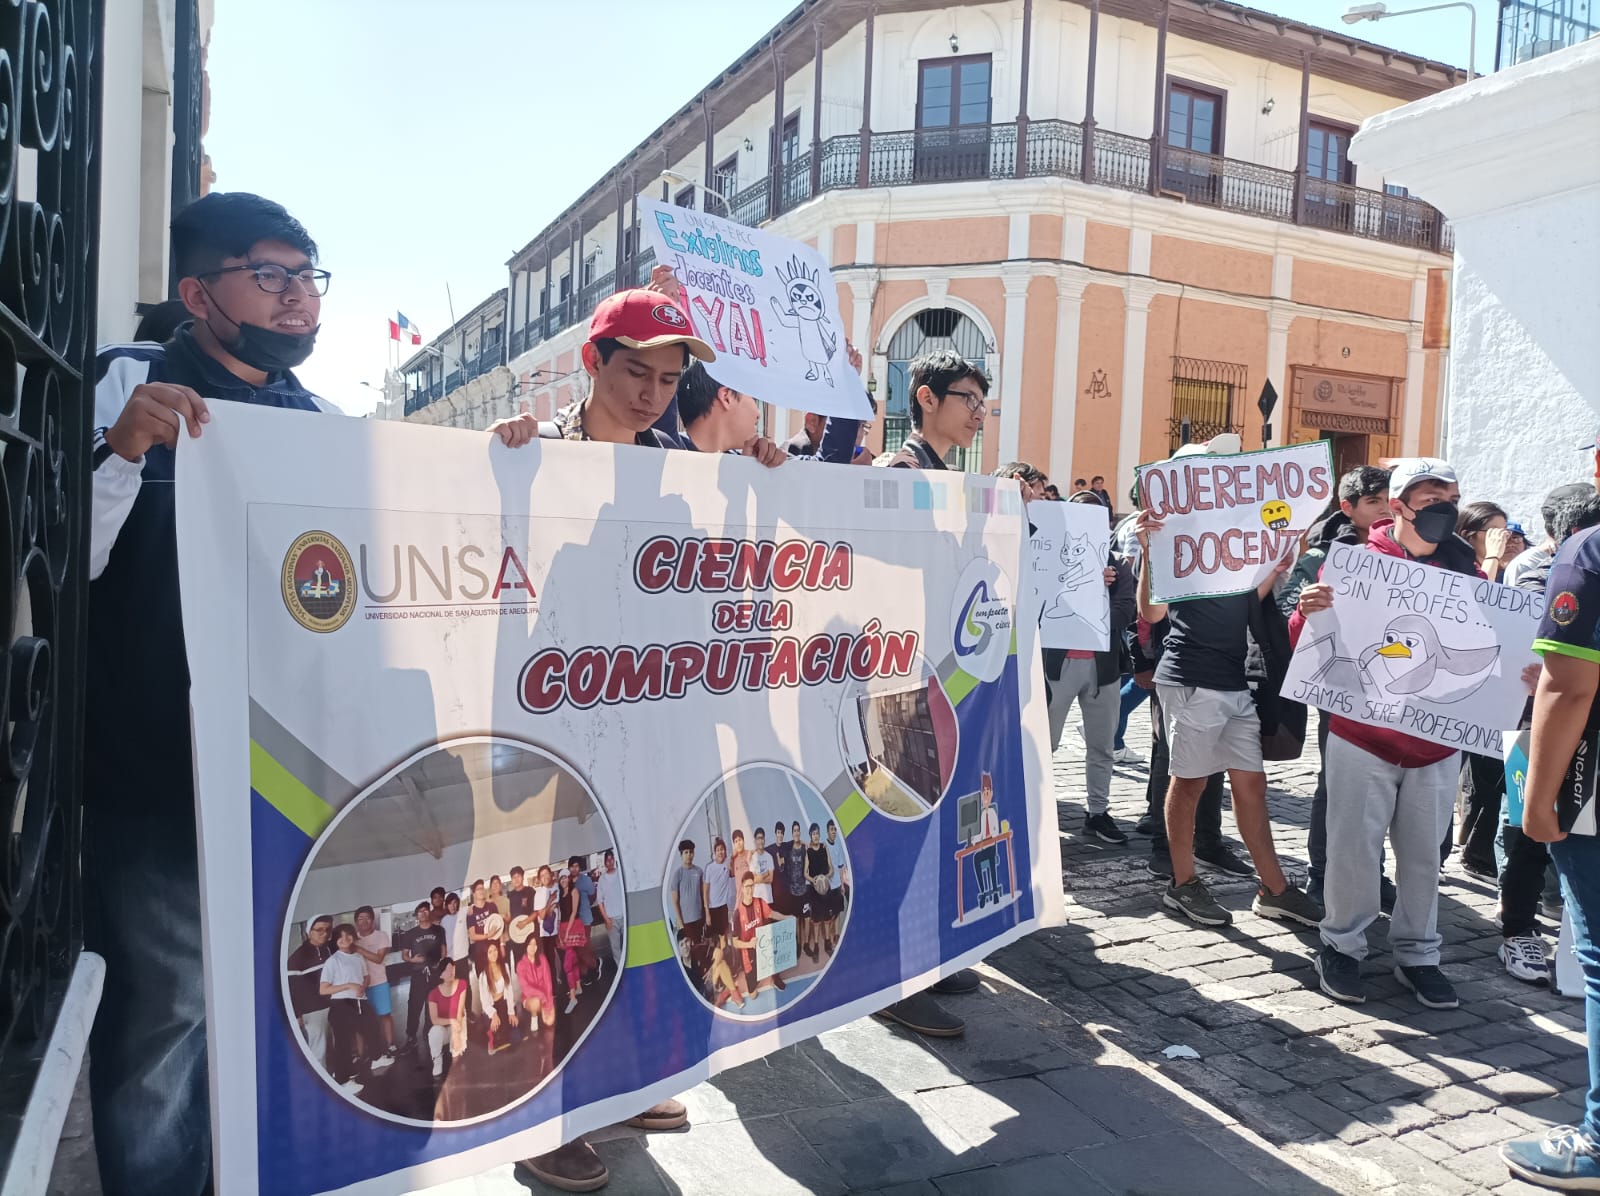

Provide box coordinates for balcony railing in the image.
[485,115,1453,408]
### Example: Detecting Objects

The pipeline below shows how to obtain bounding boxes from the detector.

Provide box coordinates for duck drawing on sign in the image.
[769,256,838,385]
[1357,614,1500,704]
[1042,531,1109,641]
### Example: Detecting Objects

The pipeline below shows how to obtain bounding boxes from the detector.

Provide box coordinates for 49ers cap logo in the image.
[652,303,688,329]
[282,531,357,633]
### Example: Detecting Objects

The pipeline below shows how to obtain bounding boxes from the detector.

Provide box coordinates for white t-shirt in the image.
[320,950,367,1000]
[596,868,625,924]
[751,849,776,903]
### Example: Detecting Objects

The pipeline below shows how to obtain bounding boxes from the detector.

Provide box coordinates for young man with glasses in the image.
[871,348,992,1038]
[85,192,334,1196]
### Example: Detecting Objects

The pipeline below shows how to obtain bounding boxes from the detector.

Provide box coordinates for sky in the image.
[206,0,1495,415]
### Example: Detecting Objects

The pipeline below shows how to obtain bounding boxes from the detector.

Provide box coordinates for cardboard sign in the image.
[1135,441,1333,603]
[639,198,872,419]
[755,917,799,980]
[176,405,1059,1195]
[1027,500,1111,651]
[1282,541,1544,756]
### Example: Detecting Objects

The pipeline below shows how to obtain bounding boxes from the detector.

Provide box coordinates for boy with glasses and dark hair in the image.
[287,916,336,1072]
[884,349,989,470]
[85,191,336,1196]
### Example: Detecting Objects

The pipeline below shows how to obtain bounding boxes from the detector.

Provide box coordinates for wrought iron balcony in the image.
[505,115,1453,366]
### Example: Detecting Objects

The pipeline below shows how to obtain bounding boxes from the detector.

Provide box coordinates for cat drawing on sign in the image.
[1042,531,1108,639]
[769,256,838,385]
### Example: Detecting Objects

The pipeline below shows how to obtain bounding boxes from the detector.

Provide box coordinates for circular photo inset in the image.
[837,655,959,819]
[281,737,626,1126]
[663,764,851,1020]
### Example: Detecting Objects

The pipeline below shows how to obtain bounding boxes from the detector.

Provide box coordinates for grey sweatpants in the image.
[1321,733,1458,966]
[1047,656,1115,816]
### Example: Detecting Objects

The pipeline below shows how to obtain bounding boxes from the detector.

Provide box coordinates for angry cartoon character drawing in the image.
[769,255,838,386]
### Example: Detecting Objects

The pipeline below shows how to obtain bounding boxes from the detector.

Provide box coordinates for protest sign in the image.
[176,404,1059,1195]
[1027,500,1111,651]
[1282,541,1544,756]
[755,917,799,980]
[638,197,872,420]
[1135,441,1333,603]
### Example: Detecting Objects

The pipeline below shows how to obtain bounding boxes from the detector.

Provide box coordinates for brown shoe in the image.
[515,1138,609,1192]
[625,1097,688,1131]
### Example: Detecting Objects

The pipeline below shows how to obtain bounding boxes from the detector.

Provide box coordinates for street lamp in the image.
[659,170,732,218]
[1341,2,1478,79]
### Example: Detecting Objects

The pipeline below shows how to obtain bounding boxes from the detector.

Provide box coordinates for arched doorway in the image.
[884,309,988,472]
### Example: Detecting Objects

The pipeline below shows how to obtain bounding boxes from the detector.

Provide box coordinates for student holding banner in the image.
[1501,518,1600,1191]
[1133,439,1323,931]
[1293,459,1479,1011]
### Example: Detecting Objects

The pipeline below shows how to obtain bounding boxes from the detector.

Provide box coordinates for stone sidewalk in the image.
[49,707,1584,1194]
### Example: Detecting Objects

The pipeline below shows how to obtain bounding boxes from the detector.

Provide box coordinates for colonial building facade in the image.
[396,0,1460,496]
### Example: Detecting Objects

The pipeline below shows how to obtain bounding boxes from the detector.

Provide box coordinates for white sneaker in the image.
[1499,936,1550,985]
[370,1054,394,1071]
[565,995,579,1014]
[340,1079,365,1095]
[1113,747,1144,764]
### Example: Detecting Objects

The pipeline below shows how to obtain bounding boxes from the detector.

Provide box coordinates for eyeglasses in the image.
[199,262,331,296]
[944,387,986,415]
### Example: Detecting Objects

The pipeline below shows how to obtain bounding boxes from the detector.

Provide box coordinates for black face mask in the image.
[225,320,318,372]
[201,283,318,372]
[1405,500,1459,546]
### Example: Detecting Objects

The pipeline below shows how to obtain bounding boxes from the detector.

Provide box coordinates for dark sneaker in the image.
[1395,964,1460,1010]
[1253,884,1324,928]
[1195,841,1254,877]
[1085,813,1129,845]
[930,968,981,995]
[1501,1127,1600,1191]
[1461,854,1499,881]
[517,1138,610,1193]
[1146,852,1173,881]
[1163,877,1233,926]
[625,1098,688,1131]
[1313,946,1366,1004]
[1304,880,1324,909]
[1379,876,1397,915]
[878,993,965,1037]
[1134,814,1155,836]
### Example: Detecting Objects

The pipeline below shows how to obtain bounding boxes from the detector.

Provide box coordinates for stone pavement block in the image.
[1397,1129,1461,1162]
[1352,1099,1442,1135]
[1069,1130,1280,1196]
[643,1115,846,1196]
[798,1021,967,1099]
[921,1004,1098,1083]
[1477,1069,1564,1105]
[931,1154,1114,1196]
[1440,1143,1529,1191]
[1541,1055,1592,1089]
[1205,1053,1297,1097]
[1272,1089,1378,1144]
[1416,1083,1501,1117]
[1205,1023,1287,1053]
[1341,1066,1430,1104]
[1517,1092,1586,1126]
[1430,1111,1529,1151]
[785,1094,984,1190]
[1038,1065,1207,1138]
[916,1076,1113,1162]
[1350,1135,1482,1196]
[677,1046,848,1125]
[1477,1041,1558,1071]
[1493,1105,1558,1134]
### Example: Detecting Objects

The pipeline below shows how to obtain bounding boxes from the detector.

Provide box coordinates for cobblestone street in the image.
[49,708,1586,1194]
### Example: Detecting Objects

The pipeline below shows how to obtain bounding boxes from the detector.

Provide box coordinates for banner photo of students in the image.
[1134,441,1334,604]
[177,405,1061,1196]
[1026,500,1111,651]
[638,197,873,421]
[1281,540,1545,755]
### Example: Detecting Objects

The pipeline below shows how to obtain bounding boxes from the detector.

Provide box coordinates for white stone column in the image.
[1265,308,1293,448]
[998,267,1031,465]
[1403,329,1426,457]
[1049,268,1088,484]
[1115,282,1157,501]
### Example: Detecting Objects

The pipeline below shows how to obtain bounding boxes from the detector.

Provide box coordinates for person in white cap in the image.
[1292,457,1480,1011]
[1133,434,1323,930]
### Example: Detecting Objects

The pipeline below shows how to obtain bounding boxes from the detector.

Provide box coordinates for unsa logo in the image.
[281,531,357,633]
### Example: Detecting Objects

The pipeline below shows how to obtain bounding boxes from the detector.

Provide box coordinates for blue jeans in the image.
[1550,833,1600,1141]
[1114,676,1149,751]
[85,799,211,1196]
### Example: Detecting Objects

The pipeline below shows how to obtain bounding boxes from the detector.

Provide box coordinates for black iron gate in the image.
[0,0,104,1174]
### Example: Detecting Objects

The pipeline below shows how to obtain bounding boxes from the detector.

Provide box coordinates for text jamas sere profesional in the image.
[517,536,922,712]
[1141,457,1332,577]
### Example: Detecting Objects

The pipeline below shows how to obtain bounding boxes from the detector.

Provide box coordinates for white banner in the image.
[639,198,872,419]
[1135,441,1333,604]
[176,405,1058,1195]
[1027,501,1111,650]
[1282,540,1545,755]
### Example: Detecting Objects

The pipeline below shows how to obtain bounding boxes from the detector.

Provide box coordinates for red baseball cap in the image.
[588,289,715,362]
